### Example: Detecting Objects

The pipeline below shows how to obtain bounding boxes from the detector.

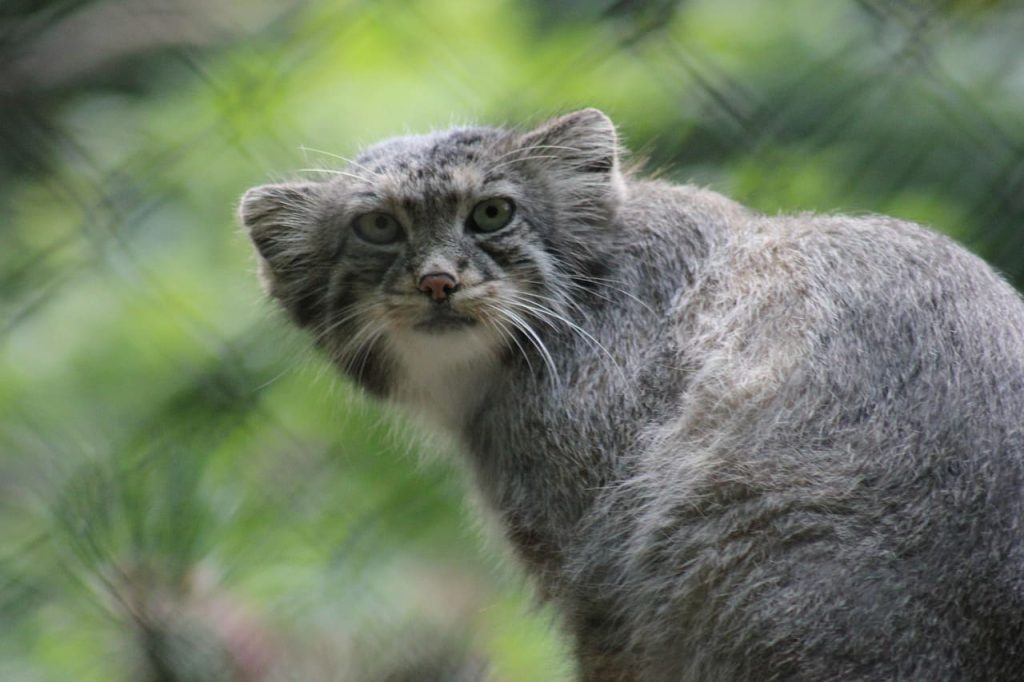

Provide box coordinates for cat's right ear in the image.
[238,182,321,263]
[238,181,325,326]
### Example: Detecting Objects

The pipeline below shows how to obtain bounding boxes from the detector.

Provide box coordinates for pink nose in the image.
[418,273,458,301]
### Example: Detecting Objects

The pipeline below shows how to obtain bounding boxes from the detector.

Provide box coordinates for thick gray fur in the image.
[239,109,1024,680]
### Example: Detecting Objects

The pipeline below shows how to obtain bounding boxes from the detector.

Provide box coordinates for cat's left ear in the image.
[516,108,626,218]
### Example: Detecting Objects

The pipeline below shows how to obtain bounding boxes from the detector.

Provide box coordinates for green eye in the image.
[469,197,515,233]
[353,212,402,245]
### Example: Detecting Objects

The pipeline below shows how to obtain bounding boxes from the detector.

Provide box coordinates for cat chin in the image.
[411,311,480,334]
[385,323,504,431]
[387,322,503,361]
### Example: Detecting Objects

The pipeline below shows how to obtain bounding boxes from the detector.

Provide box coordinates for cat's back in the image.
[613,184,1024,491]
[668,208,1024,559]
[607,197,1024,679]
[617,184,1024,430]
[669,209,1024,433]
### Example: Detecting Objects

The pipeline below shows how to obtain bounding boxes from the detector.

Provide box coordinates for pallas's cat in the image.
[240,109,1024,681]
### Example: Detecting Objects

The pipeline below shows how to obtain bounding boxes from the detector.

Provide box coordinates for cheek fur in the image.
[465,245,501,282]
[475,229,538,271]
[476,232,559,299]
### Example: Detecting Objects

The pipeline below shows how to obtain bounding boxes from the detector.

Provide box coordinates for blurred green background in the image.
[2,0,1023,679]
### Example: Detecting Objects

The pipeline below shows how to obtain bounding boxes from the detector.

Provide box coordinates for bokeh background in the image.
[2,0,1023,679]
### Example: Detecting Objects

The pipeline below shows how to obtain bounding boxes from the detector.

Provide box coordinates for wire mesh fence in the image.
[2,0,1023,679]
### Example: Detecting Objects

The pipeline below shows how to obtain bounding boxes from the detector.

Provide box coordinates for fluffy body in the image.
[240,110,1024,680]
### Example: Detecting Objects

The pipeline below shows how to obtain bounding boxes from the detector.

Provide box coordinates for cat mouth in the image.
[412,308,479,333]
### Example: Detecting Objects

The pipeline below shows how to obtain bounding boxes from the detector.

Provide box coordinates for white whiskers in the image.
[298,145,377,176]
[482,300,562,390]
[296,167,370,182]
[502,291,628,385]
[311,300,390,380]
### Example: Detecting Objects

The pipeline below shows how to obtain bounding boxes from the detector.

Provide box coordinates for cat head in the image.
[239,108,626,395]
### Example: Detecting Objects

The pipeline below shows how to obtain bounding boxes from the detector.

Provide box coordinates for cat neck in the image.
[386,324,504,433]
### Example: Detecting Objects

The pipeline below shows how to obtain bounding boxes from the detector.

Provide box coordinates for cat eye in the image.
[353,211,403,245]
[468,197,515,234]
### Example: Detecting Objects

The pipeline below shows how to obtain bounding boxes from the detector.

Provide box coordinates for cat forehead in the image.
[355,127,507,175]
[349,127,515,198]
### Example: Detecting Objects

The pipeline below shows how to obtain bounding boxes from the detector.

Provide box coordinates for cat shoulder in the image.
[619,178,752,234]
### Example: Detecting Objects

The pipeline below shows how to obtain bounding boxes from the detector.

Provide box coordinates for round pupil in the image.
[374,215,389,231]
[485,205,499,218]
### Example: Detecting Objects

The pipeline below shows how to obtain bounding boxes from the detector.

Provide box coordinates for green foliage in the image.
[1,0,1022,679]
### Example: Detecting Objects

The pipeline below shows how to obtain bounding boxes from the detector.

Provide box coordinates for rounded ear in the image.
[520,108,620,172]
[238,181,326,327]
[238,182,321,262]
[515,108,626,218]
